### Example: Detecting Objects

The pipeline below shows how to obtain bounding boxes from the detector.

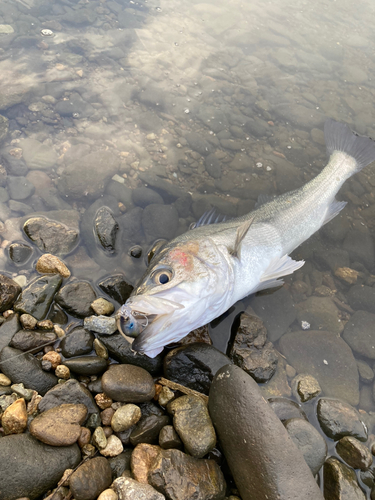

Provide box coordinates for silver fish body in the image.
[117,120,375,357]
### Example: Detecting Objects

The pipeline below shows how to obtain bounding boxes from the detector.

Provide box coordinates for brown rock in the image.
[0,274,21,313]
[101,407,115,426]
[42,351,61,369]
[2,398,28,434]
[334,267,359,284]
[336,436,372,470]
[324,456,366,499]
[78,427,91,448]
[95,393,113,409]
[69,456,112,500]
[36,254,71,278]
[131,443,161,483]
[30,403,88,446]
[56,365,70,379]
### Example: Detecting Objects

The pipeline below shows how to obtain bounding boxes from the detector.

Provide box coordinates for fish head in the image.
[117,238,234,357]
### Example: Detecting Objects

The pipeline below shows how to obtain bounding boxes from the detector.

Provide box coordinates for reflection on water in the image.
[1,0,375,493]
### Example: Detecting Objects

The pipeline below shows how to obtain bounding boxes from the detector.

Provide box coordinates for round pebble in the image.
[2,398,28,435]
[111,404,142,432]
[91,298,115,316]
[102,364,155,403]
[36,254,71,278]
[100,434,124,457]
[0,374,11,386]
[55,365,70,379]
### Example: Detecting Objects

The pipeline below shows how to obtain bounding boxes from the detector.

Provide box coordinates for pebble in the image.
[23,217,78,256]
[55,281,96,318]
[324,457,366,499]
[78,427,91,448]
[100,434,124,457]
[158,386,175,407]
[108,449,132,478]
[69,457,112,500]
[7,176,35,200]
[159,425,183,450]
[0,434,81,500]
[0,314,20,352]
[112,477,165,500]
[84,315,117,335]
[131,443,161,483]
[97,489,118,500]
[293,374,321,402]
[336,436,372,470]
[317,398,367,441]
[11,383,34,401]
[102,364,155,403]
[91,298,115,316]
[56,365,70,379]
[29,403,88,446]
[36,254,71,278]
[130,414,170,446]
[95,393,113,410]
[2,398,28,435]
[8,243,33,265]
[111,404,141,432]
[284,418,327,475]
[168,394,216,458]
[357,360,374,383]
[14,274,62,320]
[60,327,94,358]
[42,351,61,369]
[209,364,323,500]
[0,373,11,386]
[93,426,108,450]
[0,274,21,313]
[98,274,133,304]
[343,310,375,359]
[63,356,108,376]
[94,338,109,359]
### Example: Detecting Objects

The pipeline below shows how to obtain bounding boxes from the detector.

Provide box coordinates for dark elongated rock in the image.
[317,398,367,441]
[69,456,112,500]
[208,364,324,500]
[0,313,20,352]
[268,398,308,423]
[10,329,56,353]
[0,433,81,500]
[163,343,232,395]
[0,274,21,312]
[0,346,57,395]
[14,274,62,320]
[130,414,170,446]
[63,356,108,375]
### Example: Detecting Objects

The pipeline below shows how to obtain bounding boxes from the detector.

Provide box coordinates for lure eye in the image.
[154,269,173,285]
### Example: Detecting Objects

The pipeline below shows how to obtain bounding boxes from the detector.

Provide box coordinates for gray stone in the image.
[279,331,359,406]
[23,216,78,255]
[95,206,119,254]
[296,296,343,335]
[159,425,183,450]
[324,457,366,499]
[113,476,165,500]
[8,243,33,265]
[0,314,20,352]
[55,93,94,117]
[108,449,132,478]
[69,457,112,500]
[273,103,325,129]
[39,378,99,417]
[357,359,374,383]
[111,404,141,432]
[284,418,327,475]
[347,285,375,314]
[55,281,96,317]
[84,315,117,335]
[0,433,80,500]
[7,176,35,200]
[168,394,216,458]
[249,286,296,342]
[0,114,9,144]
[208,365,324,500]
[14,274,62,320]
[205,154,222,179]
[102,364,155,402]
[185,132,213,156]
[342,310,375,359]
[60,327,94,358]
[0,274,21,312]
[63,356,108,376]
[163,343,233,395]
[10,329,56,353]
[317,398,367,441]
[148,448,226,500]
[0,346,57,396]
[141,204,179,242]
[336,436,372,470]
[58,151,119,200]
[268,398,307,423]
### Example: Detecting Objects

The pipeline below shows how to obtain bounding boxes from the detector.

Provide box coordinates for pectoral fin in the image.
[260,254,305,282]
[230,218,254,259]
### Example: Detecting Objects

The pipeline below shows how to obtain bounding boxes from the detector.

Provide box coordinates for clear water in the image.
[1,0,375,495]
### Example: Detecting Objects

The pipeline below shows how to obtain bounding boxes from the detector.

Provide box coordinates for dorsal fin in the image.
[190,208,229,229]
[230,217,254,259]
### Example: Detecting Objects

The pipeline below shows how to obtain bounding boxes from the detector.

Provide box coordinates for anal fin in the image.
[260,254,305,283]
[255,278,285,293]
[323,199,347,225]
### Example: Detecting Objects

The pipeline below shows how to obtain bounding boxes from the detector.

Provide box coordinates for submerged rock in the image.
[0,274,21,312]
[14,274,62,320]
[208,364,324,500]
[95,206,119,253]
[317,398,367,441]
[23,216,78,255]
[342,310,375,359]
[324,457,366,500]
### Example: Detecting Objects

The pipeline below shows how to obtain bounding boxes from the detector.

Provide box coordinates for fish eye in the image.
[153,269,173,285]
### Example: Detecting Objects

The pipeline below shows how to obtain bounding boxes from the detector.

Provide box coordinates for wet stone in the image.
[324,457,366,500]
[268,397,308,423]
[347,285,375,314]
[55,281,96,317]
[95,206,119,254]
[36,254,71,278]
[98,489,118,500]
[284,418,327,476]
[2,398,28,435]
[39,379,99,418]
[91,298,115,316]
[0,373,11,386]
[0,434,81,500]
[111,404,141,432]
[0,274,21,312]
[230,313,278,383]
[29,403,87,446]
[0,346,57,396]
[69,457,112,500]
[0,313,20,352]
[10,329,56,353]
[60,327,94,358]
[336,436,372,470]
[209,365,324,500]
[7,176,35,200]
[168,394,216,458]
[11,383,34,401]
[342,310,375,359]
[148,448,226,500]
[294,374,321,402]
[84,315,117,335]
[158,386,175,407]
[99,332,163,375]
[141,204,179,242]
[63,356,108,376]
[14,274,62,320]
[112,477,165,500]
[279,331,360,406]
[98,274,133,304]
[20,138,58,171]
[163,343,233,395]
[130,414,170,446]
[317,398,367,441]
[23,217,78,256]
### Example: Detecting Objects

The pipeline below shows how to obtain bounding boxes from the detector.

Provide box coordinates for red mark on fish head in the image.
[169,242,199,271]
[170,248,189,266]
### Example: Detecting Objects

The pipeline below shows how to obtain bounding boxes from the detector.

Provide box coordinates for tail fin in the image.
[324,119,375,171]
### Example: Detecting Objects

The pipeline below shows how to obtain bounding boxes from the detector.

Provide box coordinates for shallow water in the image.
[1,0,375,496]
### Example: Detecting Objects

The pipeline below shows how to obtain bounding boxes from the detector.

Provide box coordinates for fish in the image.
[117,119,375,358]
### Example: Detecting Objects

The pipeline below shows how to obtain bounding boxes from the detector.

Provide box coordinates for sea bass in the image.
[117,119,375,357]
